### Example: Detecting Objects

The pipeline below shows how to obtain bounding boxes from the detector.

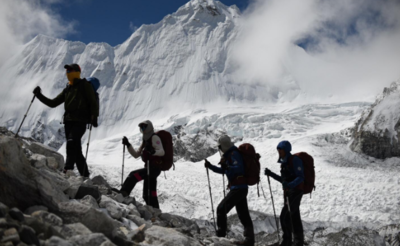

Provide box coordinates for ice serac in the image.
[350,79,400,159]
[0,0,299,145]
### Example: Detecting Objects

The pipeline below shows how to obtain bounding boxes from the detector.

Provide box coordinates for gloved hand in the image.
[204,159,211,168]
[142,150,153,160]
[264,168,273,176]
[122,136,131,147]
[33,86,41,95]
[220,162,228,170]
[91,116,98,128]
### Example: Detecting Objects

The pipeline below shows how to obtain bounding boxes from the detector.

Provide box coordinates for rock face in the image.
[351,80,400,159]
[0,136,68,210]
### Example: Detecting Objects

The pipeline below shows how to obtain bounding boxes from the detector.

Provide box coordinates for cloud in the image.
[0,0,74,67]
[232,0,400,102]
[129,21,139,33]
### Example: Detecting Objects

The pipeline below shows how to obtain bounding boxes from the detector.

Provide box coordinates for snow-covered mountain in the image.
[0,0,299,146]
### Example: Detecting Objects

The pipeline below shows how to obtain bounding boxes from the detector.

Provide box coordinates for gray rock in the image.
[137,207,152,221]
[75,184,101,201]
[122,197,136,206]
[46,157,59,170]
[92,175,112,189]
[0,202,9,218]
[100,241,117,246]
[83,178,94,186]
[126,215,151,232]
[55,223,92,239]
[159,213,199,232]
[99,195,128,220]
[24,205,49,215]
[2,227,20,244]
[19,225,40,246]
[143,225,203,246]
[80,195,99,209]
[69,233,113,246]
[114,194,125,203]
[56,200,117,239]
[27,142,65,170]
[111,228,133,246]
[127,204,140,217]
[0,136,68,211]
[24,215,64,240]
[44,236,76,246]
[32,211,63,227]
[65,176,84,199]
[30,154,47,168]
[9,208,24,222]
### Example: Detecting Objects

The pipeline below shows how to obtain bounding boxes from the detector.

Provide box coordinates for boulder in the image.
[24,215,64,240]
[99,195,129,220]
[0,136,68,210]
[0,203,9,218]
[32,211,63,227]
[24,205,48,215]
[127,204,140,218]
[137,207,152,221]
[56,200,117,239]
[46,157,59,170]
[19,225,40,246]
[27,142,64,170]
[55,223,92,239]
[8,208,24,222]
[126,215,151,232]
[91,175,111,189]
[65,176,84,199]
[44,236,76,246]
[2,227,20,244]
[75,184,101,201]
[143,226,203,246]
[79,195,99,209]
[69,233,115,246]
[29,154,47,168]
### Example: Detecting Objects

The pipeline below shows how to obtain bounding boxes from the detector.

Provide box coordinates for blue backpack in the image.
[86,77,100,117]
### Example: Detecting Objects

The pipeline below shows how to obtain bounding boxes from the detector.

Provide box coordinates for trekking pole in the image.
[121,145,125,186]
[222,174,226,198]
[286,196,295,240]
[147,160,150,205]
[14,95,36,138]
[85,124,93,160]
[267,176,281,244]
[206,166,217,232]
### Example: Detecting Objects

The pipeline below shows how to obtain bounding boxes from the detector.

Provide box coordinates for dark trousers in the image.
[280,190,304,245]
[217,189,254,242]
[64,122,90,177]
[120,167,161,209]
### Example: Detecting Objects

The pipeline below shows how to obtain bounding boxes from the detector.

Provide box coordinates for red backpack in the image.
[155,130,174,171]
[292,152,315,195]
[238,143,261,186]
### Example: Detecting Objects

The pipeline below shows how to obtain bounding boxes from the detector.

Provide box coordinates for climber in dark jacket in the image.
[265,140,305,246]
[32,64,99,177]
[205,135,254,246]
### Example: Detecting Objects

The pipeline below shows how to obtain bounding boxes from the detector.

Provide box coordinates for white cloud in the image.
[232,0,400,102]
[0,0,74,66]
[129,21,139,33]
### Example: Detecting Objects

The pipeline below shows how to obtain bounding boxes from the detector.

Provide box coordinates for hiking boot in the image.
[216,229,226,238]
[233,238,255,246]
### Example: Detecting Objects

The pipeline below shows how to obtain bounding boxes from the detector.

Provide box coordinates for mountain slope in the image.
[0,0,300,146]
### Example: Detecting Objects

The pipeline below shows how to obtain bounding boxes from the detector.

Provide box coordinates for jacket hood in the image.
[218,135,234,153]
[277,140,292,163]
[139,120,155,141]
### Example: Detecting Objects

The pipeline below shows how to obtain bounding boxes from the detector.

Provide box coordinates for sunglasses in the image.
[139,124,148,131]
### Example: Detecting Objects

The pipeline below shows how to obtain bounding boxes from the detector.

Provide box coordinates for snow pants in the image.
[64,122,90,177]
[217,188,254,242]
[120,167,161,209]
[281,189,304,246]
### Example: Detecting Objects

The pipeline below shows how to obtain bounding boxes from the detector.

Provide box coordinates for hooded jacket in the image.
[269,141,305,190]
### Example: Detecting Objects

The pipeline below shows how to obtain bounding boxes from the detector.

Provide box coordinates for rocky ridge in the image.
[351,80,400,159]
[1,127,399,246]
